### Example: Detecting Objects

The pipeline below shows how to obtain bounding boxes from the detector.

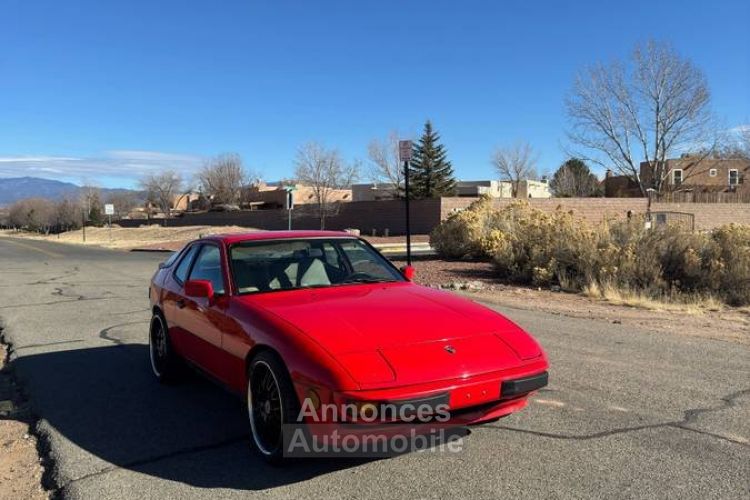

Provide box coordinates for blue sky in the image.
[0,0,748,189]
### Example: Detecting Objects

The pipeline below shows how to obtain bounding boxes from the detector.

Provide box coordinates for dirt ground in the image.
[0,225,254,251]
[394,257,750,346]
[0,227,431,252]
[0,343,47,500]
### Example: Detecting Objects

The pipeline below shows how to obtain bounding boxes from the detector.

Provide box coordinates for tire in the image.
[148,311,183,384]
[247,351,300,464]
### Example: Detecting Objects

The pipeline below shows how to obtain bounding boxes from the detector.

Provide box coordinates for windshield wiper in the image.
[339,277,396,284]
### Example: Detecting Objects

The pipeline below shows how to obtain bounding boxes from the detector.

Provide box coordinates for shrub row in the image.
[430,197,750,306]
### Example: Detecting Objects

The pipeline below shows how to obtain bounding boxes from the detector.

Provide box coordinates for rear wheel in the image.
[148,312,183,383]
[247,351,300,464]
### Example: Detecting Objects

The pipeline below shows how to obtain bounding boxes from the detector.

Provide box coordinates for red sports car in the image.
[148,231,548,461]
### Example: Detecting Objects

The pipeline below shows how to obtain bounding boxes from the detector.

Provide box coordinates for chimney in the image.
[605,169,613,179]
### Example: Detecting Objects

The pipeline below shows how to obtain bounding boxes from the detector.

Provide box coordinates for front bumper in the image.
[323,367,549,426]
[501,371,549,398]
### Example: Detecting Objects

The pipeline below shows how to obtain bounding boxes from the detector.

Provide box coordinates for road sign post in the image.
[104,204,114,241]
[284,186,296,231]
[81,207,86,243]
[399,140,413,265]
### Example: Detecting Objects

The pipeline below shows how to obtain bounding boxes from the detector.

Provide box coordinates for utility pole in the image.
[399,140,413,265]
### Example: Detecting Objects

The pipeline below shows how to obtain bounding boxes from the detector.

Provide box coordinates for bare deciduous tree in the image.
[8,198,55,233]
[367,131,403,195]
[53,197,82,231]
[198,153,252,206]
[491,141,539,197]
[294,142,358,229]
[566,39,715,194]
[79,184,102,221]
[720,127,750,160]
[105,191,138,220]
[139,170,183,221]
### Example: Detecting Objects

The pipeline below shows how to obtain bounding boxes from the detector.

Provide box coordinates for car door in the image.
[179,243,231,380]
[161,243,200,358]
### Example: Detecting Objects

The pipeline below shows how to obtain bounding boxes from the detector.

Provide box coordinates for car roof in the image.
[199,230,358,245]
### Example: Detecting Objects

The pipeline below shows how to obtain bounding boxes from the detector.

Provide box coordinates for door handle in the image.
[176,299,186,309]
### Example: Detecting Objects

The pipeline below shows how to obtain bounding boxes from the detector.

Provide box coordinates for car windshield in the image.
[229,238,404,294]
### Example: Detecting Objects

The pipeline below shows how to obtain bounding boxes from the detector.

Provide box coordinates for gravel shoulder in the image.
[0,340,48,500]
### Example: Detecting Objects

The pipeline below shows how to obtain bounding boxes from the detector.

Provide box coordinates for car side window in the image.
[189,245,226,295]
[173,245,199,284]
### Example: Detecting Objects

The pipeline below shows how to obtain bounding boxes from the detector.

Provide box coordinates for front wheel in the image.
[148,312,183,383]
[247,351,300,464]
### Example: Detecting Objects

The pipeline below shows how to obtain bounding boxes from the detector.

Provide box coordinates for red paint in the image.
[150,230,549,425]
[184,279,214,299]
[401,264,416,281]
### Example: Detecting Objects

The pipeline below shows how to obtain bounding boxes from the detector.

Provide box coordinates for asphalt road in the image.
[0,236,748,500]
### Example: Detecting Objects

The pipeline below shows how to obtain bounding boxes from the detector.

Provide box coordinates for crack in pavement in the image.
[111,308,150,316]
[52,286,115,301]
[98,320,149,345]
[56,435,248,495]
[488,388,750,448]
[29,267,80,286]
[14,339,88,351]
[0,297,117,310]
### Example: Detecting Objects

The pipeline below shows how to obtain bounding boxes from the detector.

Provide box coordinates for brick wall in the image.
[118,197,750,234]
[651,202,750,230]
[440,197,647,223]
[119,199,442,236]
[441,197,750,230]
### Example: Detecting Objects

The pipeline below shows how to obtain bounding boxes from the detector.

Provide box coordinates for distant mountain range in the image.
[0,177,141,206]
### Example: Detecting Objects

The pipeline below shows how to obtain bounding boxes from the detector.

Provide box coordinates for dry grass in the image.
[582,281,724,315]
[0,225,256,250]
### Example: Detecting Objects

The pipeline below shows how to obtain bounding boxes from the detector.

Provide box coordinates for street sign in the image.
[285,190,294,210]
[399,140,412,162]
[104,204,114,216]
[283,185,296,210]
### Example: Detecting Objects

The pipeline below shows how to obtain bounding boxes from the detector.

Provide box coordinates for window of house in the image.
[709,169,717,177]
[672,169,683,186]
[729,169,739,186]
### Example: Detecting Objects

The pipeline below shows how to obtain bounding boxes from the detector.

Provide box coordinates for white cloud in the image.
[0,150,205,187]
[0,156,81,163]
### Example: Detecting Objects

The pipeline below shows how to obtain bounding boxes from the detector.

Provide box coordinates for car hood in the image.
[241,283,543,386]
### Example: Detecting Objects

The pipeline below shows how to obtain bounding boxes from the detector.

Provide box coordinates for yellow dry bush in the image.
[431,199,750,306]
[430,196,501,259]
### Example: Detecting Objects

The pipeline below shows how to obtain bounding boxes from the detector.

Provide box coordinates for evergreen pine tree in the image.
[408,121,456,199]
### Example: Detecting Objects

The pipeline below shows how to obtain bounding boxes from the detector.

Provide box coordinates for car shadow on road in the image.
[13,344,370,491]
